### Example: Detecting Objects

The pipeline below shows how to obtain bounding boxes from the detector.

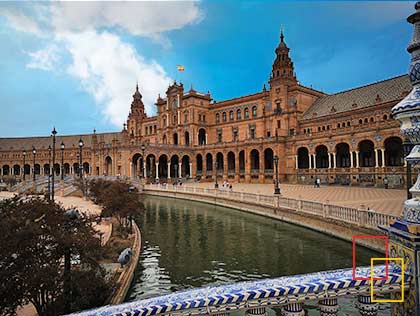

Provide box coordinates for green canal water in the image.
[126,196,389,315]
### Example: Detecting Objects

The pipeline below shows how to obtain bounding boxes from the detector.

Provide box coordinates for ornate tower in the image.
[269,29,297,87]
[127,84,147,138]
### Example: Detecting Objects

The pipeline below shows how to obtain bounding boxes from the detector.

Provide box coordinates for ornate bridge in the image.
[68,264,405,316]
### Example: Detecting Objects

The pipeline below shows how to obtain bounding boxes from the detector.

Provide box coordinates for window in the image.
[145,127,148,135]
[250,128,255,139]
[337,123,341,128]
[223,112,227,122]
[359,119,363,124]
[244,108,249,119]
[184,112,188,123]
[267,131,271,137]
[383,114,388,120]
[217,131,222,143]
[318,127,321,131]
[252,106,257,117]
[370,117,374,122]
[163,116,167,127]
[216,113,220,124]
[289,96,295,106]
[289,128,295,136]
[229,111,234,121]
[277,120,281,128]
[237,109,242,120]
[233,129,238,141]
[347,121,351,127]
[203,115,206,122]
[199,114,202,121]
[173,115,177,125]
[364,118,368,123]
[154,125,157,133]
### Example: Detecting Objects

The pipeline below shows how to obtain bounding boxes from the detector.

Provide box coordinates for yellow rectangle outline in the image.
[370,257,404,303]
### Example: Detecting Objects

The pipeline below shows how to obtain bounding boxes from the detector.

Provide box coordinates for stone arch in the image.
[146,154,156,178]
[358,140,375,167]
[315,145,329,168]
[163,134,167,144]
[206,153,213,172]
[216,152,224,171]
[297,147,309,169]
[264,148,274,171]
[384,136,403,166]
[336,143,350,168]
[64,163,70,175]
[198,128,206,145]
[250,149,260,171]
[82,162,89,175]
[158,154,168,179]
[227,151,235,174]
[2,165,10,176]
[170,155,179,178]
[196,154,203,176]
[44,164,51,175]
[239,150,245,174]
[24,164,31,175]
[12,164,20,176]
[132,153,144,178]
[34,164,40,175]
[181,155,191,177]
[105,156,112,176]
[53,163,60,176]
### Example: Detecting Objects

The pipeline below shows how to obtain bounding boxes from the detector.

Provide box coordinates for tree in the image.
[0,196,111,316]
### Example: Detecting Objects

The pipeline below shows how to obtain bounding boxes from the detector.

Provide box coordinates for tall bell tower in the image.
[127,83,147,139]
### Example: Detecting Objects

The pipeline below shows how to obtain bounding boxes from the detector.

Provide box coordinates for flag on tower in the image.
[177,65,185,71]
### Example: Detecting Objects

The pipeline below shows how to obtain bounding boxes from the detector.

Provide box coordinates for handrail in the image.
[144,185,396,231]
[66,264,405,316]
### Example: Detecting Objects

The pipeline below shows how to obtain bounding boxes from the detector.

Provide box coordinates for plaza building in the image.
[0,32,412,187]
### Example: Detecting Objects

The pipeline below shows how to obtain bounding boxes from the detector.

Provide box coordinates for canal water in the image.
[126,196,389,315]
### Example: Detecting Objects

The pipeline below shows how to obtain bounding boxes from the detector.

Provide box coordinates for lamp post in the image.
[51,127,57,201]
[214,161,219,189]
[48,145,52,201]
[32,147,36,183]
[78,138,84,179]
[273,155,280,195]
[22,150,26,181]
[76,153,79,177]
[403,138,414,199]
[61,142,65,181]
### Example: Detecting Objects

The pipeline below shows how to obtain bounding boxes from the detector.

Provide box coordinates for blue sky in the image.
[0,1,414,137]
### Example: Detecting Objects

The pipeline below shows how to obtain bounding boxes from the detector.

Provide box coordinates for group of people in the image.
[221,180,233,192]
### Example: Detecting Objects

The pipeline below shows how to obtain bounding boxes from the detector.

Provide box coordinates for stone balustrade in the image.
[144,184,395,231]
[66,264,406,316]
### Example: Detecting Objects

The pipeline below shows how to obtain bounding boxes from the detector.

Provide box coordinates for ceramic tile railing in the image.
[144,185,395,231]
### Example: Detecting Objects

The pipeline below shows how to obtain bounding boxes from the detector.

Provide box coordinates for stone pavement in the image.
[184,182,406,216]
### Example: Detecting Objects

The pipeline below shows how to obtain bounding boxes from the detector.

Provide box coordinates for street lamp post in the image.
[215,161,219,189]
[78,138,84,179]
[22,150,26,181]
[403,138,414,199]
[32,147,36,183]
[61,142,65,181]
[48,145,52,201]
[273,155,280,195]
[51,127,57,201]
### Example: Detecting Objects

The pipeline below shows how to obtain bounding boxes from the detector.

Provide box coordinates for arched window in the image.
[244,108,249,119]
[216,113,220,124]
[364,118,368,123]
[163,116,167,127]
[237,109,242,120]
[222,112,227,122]
[383,114,388,120]
[252,106,257,117]
[229,111,234,121]
[370,117,374,122]
[184,112,188,123]
[359,119,363,124]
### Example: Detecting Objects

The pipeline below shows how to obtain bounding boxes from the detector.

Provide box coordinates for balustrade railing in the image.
[144,184,395,231]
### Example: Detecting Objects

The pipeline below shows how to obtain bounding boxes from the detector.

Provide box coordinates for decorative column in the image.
[295,155,298,169]
[309,153,313,169]
[205,133,208,144]
[167,162,171,179]
[381,149,385,167]
[319,298,339,316]
[313,154,316,169]
[328,153,331,169]
[355,151,360,168]
[350,151,354,168]
[332,152,337,168]
[189,162,193,178]
[355,295,378,316]
[281,303,304,316]
[155,162,159,180]
[178,162,182,178]
[375,149,379,167]
[381,3,420,315]
[143,161,146,178]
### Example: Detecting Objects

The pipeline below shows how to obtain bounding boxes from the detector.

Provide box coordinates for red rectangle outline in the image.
[352,235,388,281]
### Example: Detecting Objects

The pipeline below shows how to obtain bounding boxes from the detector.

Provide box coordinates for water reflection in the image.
[127,196,388,315]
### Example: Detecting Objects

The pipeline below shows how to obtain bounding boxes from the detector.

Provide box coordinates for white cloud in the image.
[62,30,171,127]
[26,44,60,71]
[0,1,203,126]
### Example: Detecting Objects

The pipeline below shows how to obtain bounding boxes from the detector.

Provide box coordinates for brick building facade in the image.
[0,32,412,187]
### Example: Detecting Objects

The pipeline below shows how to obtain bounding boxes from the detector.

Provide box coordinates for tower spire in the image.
[280,25,284,42]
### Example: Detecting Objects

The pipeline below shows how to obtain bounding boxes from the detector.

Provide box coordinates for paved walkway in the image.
[184,182,406,215]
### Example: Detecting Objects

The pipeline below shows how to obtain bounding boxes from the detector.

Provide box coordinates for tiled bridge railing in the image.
[68,264,406,316]
[144,185,394,231]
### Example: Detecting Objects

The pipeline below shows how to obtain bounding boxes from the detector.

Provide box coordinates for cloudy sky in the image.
[0,1,414,137]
